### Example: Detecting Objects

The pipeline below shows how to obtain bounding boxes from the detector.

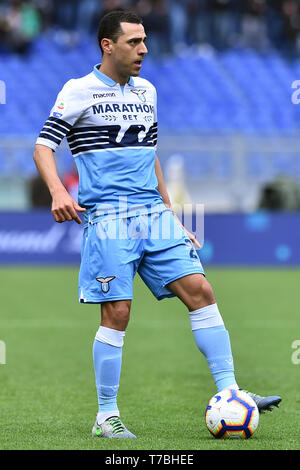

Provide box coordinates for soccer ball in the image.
[205,388,259,439]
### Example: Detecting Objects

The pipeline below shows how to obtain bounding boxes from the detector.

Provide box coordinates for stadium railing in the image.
[1,133,300,212]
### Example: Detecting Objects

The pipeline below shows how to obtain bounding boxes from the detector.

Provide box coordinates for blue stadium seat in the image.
[1,42,300,177]
[1,45,297,136]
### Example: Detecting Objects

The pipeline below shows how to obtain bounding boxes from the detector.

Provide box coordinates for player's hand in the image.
[184,228,202,249]
[51,191,86,224]
[170,207,202,249]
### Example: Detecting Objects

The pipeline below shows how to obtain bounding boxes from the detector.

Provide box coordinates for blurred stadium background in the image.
[1,0,300,265]
[1,0,300,451]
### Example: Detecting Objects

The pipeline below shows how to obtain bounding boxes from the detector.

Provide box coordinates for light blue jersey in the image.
[37,65,205,303]
[36,64,162,218]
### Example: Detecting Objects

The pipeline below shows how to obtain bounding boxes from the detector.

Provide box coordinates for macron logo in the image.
[93,92,116,99]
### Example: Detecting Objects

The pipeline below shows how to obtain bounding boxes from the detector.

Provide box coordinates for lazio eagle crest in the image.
[96,276,116,293]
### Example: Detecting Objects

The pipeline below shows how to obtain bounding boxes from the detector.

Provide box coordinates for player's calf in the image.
[189,303,238,392]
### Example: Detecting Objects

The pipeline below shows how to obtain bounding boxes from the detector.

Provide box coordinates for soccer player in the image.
[33,10,281,439]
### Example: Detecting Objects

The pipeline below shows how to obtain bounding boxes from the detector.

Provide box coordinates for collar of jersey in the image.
[93,64,134,87]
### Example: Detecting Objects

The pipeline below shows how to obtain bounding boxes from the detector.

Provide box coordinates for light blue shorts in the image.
[79,209,205,303]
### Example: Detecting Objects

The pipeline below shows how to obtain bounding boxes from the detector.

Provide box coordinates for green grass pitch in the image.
[0,267,299,450]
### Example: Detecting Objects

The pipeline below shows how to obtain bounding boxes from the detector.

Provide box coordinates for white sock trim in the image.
[95,326,125,348]
[189,303,224,331]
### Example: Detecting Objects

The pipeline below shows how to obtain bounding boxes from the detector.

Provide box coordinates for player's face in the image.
[111,22,148,78]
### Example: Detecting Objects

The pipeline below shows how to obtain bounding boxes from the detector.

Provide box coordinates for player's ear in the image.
[101,38,113,55]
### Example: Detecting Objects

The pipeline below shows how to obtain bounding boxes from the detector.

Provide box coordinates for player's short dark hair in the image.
[97,10,143,54]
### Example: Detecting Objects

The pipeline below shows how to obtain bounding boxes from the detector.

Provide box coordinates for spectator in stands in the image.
[241,0,270,50]
[167,0,188,52]
[76,0,102,35]
[31,0,55,31]
[2,0,300,57]
[0,3,7,49]
[265,0,285,49]
[209,0,240,49]
[100,0,132,19]
[185,0,210,47]
[136,0,170,56]
[51,0,80,47]
[280,0,300,56]
[0,0,41,54]
[52,0,79,32]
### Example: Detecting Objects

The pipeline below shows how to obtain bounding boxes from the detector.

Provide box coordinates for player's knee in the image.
[101,300,131,330]
[109,303,131,329]
[187,277,216,311]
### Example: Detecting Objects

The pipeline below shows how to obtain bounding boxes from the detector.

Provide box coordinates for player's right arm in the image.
[34,78,86,224]
[33,144,85,224]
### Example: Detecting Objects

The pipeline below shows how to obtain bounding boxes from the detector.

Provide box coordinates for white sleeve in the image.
[36,79,84,151]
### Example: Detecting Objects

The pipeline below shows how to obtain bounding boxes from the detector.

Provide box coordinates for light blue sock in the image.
[190,304,238,392]
[93,327,125,422]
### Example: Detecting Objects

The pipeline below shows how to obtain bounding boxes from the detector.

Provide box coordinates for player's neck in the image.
[99,63,130,87]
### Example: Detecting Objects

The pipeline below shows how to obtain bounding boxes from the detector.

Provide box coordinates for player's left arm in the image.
[155,155,201,248]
